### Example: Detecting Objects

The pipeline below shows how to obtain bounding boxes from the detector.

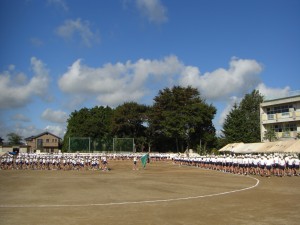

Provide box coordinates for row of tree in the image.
[0,133,23,146]
[63,87,265,153]
[63,86,217,152]
[1,86,266,153]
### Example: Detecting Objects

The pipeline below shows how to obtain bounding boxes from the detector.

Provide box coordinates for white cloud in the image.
[58,55,292,122]
[136,0,168,24]
[0,57,50,109]
[0,118,65,141]
[58,55,182,106]
[217,83,291,127]
[14,124,65,139]
[1,121,64,140]
[218,96,241,126]
[179,57,263,100]
[45,125,65,138]
[6,123,43,140]
[256,83,290,100]
[42,108,68,124]
[56,18,100,47]
[63,95,87,110]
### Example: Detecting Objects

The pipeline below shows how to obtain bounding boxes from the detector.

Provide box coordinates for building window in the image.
[267,104,293,115]
[285,123,297,131]
[46,139,49,143]
[271,123,297,133]
[37,139,43,149]
[281,112,289,117]
[273,124,282,132]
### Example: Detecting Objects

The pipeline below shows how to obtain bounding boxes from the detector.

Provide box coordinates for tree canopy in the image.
[221,90,264,144]
[63,86,217,153]
[62,106,114,151]
[7,133,23,145]
[112,102,149,151]
[149,86,216,152]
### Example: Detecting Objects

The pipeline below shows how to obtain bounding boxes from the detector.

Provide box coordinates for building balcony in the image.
[261,111,300,124]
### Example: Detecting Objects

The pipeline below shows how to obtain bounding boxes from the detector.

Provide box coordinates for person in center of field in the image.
[101,155,108,171]
[133,156,138,170]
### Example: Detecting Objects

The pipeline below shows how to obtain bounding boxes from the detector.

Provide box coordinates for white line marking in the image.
[0,175,259,208]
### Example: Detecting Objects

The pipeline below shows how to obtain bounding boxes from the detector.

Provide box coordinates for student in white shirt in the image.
[294,156,300,176]
[133,156,138,170]
[265,156,273,177]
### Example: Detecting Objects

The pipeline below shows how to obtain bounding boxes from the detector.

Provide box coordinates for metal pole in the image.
[133,138,135,153]
[200,139,202,154]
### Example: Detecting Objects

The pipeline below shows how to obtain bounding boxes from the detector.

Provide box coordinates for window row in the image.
[37,139,58,143]
[270,123,297,132]
[266,104,294,115]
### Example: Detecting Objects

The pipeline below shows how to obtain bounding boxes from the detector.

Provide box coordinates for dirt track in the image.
[0,160,299,225]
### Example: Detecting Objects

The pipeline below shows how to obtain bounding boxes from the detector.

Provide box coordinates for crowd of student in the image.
[173,153,300,177]
[0,152,171,171]
[0,153,106,171]
[1,152,299,177]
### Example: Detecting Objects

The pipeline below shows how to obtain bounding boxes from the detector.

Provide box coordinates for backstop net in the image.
[69,137,91,152]
[113,138,135,152]
[68,137,131,152]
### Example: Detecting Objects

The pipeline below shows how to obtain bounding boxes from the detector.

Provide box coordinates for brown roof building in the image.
[25,132,62,153]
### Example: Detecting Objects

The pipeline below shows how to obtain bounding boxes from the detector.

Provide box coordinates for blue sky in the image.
[0,0,299,141]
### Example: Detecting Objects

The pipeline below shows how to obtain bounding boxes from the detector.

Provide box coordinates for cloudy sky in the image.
[0,0,299,141]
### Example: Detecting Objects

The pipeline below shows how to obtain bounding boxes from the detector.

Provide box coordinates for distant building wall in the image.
[260,95,300,142]
[25,132,62,153]
[0,145,28,154]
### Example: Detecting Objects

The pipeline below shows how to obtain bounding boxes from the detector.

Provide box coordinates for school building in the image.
[260,92,300,142]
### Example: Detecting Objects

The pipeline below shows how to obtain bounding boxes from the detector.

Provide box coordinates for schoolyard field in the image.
[0,160,299,225]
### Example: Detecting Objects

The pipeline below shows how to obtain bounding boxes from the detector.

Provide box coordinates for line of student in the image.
[173,153,300,177]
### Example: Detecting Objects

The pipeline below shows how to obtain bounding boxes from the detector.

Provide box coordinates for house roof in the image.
[25,132,62,141]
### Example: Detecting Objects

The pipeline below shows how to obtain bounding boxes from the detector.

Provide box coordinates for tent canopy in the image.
[219,140,300,153]
[218,143,244,152]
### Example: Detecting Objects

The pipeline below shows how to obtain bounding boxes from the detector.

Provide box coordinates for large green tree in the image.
[63,106,114,151]
[62,87,218,153]
[149,86,216,152]
[222,90,264,144]
[112,102,149,151]
[222,103,244,143]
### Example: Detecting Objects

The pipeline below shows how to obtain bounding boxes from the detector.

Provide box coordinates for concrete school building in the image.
[260,92,300,142]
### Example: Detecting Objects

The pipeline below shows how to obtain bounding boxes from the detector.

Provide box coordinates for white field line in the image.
[0,175,259,208]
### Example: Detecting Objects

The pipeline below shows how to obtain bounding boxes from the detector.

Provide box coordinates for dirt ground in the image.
[0,160,299,225]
